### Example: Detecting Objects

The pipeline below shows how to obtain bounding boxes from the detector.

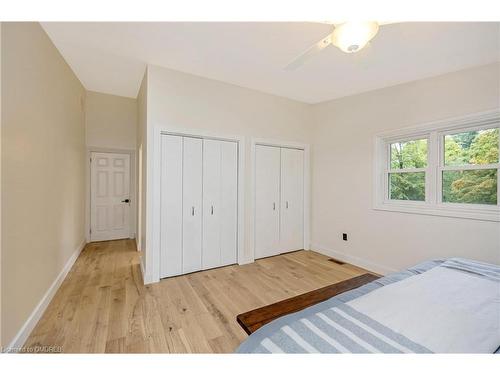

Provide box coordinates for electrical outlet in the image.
[342,233,348,241]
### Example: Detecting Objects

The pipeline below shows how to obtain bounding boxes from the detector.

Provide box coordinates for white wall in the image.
[1,22,86,346]
[85,90,137,150]
[310,63,500,274]
[142,64,311,282]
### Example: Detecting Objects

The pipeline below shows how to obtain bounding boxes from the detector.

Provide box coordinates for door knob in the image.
[121,199,130,203]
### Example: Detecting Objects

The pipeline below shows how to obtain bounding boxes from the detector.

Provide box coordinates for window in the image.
[374,111,500,221]
[388,138,427,201]
[441,128,498,205]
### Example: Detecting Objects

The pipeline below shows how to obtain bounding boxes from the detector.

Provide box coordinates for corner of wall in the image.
[310,242,397,275]
[3,240,86,352]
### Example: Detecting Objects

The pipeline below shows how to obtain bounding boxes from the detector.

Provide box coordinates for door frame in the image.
[86,147,137,243]
[149,124,245,284]
[250,138,311,262]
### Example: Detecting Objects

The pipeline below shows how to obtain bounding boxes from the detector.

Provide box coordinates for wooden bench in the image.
[236,273,380,335]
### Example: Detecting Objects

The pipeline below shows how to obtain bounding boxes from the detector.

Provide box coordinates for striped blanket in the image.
[236,258,500,353]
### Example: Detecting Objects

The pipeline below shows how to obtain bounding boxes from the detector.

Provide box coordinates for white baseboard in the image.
[140,254,146,279]
[310,242,397,275]
[140,255,156,284]
[238,258,254,266]
[4,239,87,352]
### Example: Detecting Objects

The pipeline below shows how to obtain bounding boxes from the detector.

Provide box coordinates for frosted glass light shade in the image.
[332,22,379,53]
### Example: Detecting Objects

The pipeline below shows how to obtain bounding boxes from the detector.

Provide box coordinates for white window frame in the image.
[374,110,500,222]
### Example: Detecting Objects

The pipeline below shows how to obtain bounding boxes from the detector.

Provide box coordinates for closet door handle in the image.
[273,202,276,211]
[286,201,289,209]
[211,205,214,215]
[191,206,195,216]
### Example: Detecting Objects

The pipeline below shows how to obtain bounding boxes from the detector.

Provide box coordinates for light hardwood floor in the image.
[24,240,368,353]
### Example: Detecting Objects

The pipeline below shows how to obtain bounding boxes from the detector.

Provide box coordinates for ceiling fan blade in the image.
[284,33,332,70]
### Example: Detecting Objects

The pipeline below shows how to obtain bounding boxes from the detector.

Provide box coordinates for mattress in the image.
[236,258,500,353]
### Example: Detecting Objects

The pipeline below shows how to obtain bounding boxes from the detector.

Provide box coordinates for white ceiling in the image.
[41,22,500,104]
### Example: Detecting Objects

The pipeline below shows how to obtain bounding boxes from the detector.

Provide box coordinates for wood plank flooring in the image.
[24,239,369,353]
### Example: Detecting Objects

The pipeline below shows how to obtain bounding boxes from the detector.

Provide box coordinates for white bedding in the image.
[347,265,500,353]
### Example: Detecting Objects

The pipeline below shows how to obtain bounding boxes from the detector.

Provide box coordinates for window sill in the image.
[373,201,500,222]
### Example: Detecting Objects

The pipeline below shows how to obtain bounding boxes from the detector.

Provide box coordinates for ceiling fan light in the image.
[332,21,379,53]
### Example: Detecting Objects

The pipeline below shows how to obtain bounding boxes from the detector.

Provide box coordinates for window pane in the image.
[390,139,427,169]
[389,172,425,201]
[444,128,499,166]
[442,169,497,205]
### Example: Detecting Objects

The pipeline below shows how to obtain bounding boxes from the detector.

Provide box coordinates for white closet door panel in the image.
[255,145,281,259]
[280,148,304,252]
[219,140,238,266]
[182,137,203,274]
[202,139,222,270]
[160,135,183,278]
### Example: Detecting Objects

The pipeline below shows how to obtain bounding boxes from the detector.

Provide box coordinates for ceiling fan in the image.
[285,21,390,70]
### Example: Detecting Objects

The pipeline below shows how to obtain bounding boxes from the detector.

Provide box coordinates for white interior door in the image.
[160,135,183,278]
[202,139,222,269]
[182,137,203,274]
[202,140,238,269]
[280,148,304,252]
[255,145,281,259]
[219,140,238,266]
[90,152,130,242]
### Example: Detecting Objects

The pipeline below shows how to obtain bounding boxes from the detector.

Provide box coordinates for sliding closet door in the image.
[219,141,238,266]
[182,137,203,274]
[202,139,222,269]
[255,145,281,259]
[160,135,183,278]
[202,139,238,269]
[280,148,304,252]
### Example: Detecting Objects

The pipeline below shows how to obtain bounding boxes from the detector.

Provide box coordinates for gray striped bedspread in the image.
[236,258,500,353]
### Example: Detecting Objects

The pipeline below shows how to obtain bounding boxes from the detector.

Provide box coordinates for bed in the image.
[236,258,500,353]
